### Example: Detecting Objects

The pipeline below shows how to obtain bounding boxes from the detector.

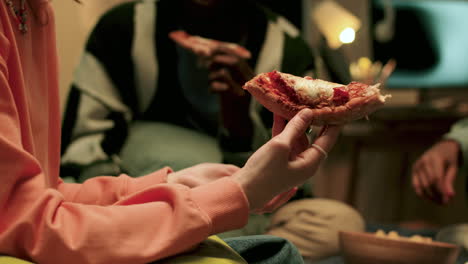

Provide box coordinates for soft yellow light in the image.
[312,0,361,49]
[339,27,355,44]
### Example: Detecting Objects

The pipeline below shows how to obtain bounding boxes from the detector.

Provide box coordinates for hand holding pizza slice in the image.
[243,70,391,125]
[169,30,254,95]
[169,30,251,59]
[169,30,256,140]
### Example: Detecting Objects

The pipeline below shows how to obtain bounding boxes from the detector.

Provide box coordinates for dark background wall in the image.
[256,0,304,29]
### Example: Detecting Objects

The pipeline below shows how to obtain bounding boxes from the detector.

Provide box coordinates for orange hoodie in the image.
[0,1,249,263]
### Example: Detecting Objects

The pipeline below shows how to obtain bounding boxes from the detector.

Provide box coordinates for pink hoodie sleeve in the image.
[0,49,250,264]
[56,167,173,205]
[0,144,249,264]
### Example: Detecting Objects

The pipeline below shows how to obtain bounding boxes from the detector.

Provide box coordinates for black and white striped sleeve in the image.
[61,3,138,180]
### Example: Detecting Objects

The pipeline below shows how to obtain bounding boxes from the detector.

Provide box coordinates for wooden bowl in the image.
[339,230,460,264]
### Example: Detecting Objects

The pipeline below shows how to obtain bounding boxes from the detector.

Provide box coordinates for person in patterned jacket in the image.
[60,0,316,182]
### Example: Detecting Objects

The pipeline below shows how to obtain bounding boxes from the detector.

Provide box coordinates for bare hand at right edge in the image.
[233,109,342,211]
[412,139,461,205]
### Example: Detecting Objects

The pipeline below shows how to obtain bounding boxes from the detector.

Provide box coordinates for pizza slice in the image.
[243,70,391,125]
[169,30,251,59]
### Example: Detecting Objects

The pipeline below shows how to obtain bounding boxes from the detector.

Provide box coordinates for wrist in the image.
[232,172,254,210]
[449,140,463,166]
[439,139,463,167]
[232,170,269,211]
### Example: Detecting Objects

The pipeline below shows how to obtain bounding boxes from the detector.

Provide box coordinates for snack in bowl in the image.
[243,70,391,125]
[375,229,433,243]
[339,230,460,264]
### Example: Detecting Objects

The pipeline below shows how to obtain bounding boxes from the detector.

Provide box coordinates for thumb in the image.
[277,109,314,144]
[444,165,457,198]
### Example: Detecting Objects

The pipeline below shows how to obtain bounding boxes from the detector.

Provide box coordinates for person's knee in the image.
[266,198,365,261]
[120,122,223,175]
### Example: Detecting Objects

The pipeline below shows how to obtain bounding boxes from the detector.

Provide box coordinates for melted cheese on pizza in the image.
[292,78,339,100]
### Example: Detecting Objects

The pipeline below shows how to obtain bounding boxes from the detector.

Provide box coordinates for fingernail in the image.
[299,108,313,117]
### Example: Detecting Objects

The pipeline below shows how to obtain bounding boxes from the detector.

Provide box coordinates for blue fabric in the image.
[225,235,304,264]
[153,236,247,264]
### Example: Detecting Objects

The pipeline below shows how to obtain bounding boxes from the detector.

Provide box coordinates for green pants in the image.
[120,121,223,176]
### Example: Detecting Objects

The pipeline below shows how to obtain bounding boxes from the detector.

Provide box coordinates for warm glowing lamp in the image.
[339,27,356,44]
[311,0,361,49]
